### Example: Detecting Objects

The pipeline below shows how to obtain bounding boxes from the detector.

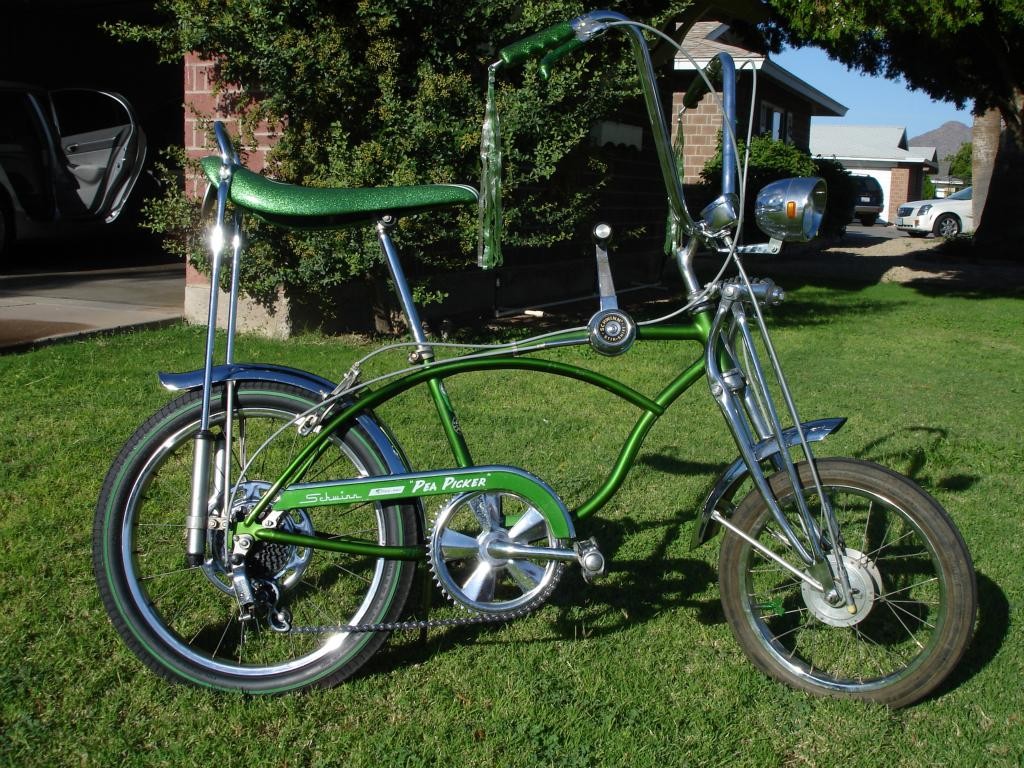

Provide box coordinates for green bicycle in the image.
[93,11,976,706]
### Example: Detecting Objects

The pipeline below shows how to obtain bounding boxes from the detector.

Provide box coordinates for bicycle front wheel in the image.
[93,382,419,693]
[718,458,976,707]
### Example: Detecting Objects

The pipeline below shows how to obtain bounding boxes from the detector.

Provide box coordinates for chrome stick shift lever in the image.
[588,223,636,356]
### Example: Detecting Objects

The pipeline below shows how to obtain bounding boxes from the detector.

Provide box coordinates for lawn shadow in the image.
[734,240,1024,300]
[850,427,982,494]
[545,508,725,636]
[925,571,1009,701]
[636,454,725,476]
[371,508,723,678]
[368,427,986,681]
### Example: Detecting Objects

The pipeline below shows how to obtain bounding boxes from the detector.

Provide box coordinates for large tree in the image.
[761,0,1024,248]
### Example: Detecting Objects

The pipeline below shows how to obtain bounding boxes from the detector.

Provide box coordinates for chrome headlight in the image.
[918,204,932,216]
[699,193,740,236]
[754,177,827,242]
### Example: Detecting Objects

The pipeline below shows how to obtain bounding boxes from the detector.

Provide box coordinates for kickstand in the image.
[416,562,434,645]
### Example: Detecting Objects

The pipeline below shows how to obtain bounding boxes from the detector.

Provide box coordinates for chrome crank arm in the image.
[484,540,579,562]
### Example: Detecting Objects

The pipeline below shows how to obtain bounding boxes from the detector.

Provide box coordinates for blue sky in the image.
[772,46,972,139]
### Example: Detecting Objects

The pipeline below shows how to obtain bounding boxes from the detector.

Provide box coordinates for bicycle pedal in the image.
[574,537,606,583]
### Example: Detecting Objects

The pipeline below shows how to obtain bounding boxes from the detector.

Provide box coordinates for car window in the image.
[0,91,45,148]
[0,90,51,217]
[49,90,132,137]
[948,187,972,201]
[854,176,881,193]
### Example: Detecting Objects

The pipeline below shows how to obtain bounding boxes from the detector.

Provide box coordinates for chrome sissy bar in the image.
[184,121,244,566]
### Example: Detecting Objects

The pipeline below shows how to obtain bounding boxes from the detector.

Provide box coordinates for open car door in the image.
[48,88,147,222]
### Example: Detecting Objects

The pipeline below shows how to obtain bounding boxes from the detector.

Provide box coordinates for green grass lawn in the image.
[1,281,1021,767]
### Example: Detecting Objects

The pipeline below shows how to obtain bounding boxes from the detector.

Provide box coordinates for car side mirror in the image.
[754,177,827,242]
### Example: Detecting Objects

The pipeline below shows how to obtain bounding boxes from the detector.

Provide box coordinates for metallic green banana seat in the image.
[200,156,478,229]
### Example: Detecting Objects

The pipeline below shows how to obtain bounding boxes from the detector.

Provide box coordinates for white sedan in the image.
[895,187,973,237]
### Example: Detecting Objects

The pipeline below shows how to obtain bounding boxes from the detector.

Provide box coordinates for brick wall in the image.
[183,54,289,333]
[184,53,281,182]
[888,167,911,223]
[673,91,721,184]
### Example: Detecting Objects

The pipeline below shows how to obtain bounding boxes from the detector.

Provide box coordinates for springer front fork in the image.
[705,278,857,607]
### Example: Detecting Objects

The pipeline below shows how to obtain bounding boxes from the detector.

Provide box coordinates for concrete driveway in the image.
[0,239,184,352]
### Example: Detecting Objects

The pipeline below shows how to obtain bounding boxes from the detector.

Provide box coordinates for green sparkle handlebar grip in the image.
[538,37,585,80]
[499,21,575,66]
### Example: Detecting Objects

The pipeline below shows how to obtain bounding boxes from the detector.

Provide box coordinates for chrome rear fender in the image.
[159,363,337,399]
[690,418,846,549]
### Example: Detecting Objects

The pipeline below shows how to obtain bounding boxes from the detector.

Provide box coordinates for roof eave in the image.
[673,56,847,117]
[761,59,847,117]
[813,153,940,172]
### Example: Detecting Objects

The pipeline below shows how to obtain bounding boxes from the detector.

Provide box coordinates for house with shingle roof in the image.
[671,21,847,183]
[809,124,938,223]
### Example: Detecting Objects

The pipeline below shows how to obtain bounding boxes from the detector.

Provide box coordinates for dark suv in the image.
[0,82,147,259]
[850,174,884,226]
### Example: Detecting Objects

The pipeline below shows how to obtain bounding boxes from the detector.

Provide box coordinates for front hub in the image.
[801,549,881,627]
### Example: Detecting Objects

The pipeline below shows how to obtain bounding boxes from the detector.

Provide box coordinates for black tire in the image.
[933,213,961,238]
[719,458,976,707]
[857,214,878,227]
[93,382,419,693]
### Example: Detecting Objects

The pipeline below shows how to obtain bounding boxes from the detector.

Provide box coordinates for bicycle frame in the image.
[183,10,851,602]
[92,8,977,705]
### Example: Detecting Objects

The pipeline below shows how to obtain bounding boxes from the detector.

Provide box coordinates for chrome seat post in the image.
[376,216,434,362]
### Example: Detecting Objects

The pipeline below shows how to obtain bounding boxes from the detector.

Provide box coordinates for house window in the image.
[760,102,793,143]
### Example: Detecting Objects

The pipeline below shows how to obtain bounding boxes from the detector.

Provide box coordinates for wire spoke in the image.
[879,576,938,601]
[865,528,917,560]
[883,600,935,635]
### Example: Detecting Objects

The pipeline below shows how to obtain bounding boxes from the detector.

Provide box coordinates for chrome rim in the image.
[739,483,946,693]
[937,216,959,237]
[119,403,388,677]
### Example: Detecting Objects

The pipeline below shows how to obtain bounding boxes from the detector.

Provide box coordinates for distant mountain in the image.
[909,121,971,176]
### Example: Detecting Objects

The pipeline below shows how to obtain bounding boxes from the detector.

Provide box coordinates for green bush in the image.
[110,0,691,307]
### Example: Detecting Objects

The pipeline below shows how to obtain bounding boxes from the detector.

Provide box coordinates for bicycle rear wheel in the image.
[718,458,976,707]
[94,382,419,693]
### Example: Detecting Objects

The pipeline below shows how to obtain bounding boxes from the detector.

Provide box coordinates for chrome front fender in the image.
[159,364,422,533]
[689,417,847,549]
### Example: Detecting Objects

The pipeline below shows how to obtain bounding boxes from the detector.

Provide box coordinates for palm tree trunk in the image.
[974,94,1024,256]
[972,106,1000,232]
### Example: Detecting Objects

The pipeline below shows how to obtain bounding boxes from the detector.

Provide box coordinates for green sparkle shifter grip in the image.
[539,37,585,80]
[499,21,575,66]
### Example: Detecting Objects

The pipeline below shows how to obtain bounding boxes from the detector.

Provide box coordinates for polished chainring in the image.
[427,491,566,617]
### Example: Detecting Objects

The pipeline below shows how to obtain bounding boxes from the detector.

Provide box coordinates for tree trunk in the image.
[972,106,1000,230]
[973,102,1024,258]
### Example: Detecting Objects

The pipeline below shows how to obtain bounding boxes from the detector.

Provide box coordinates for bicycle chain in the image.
[288,607,532,635]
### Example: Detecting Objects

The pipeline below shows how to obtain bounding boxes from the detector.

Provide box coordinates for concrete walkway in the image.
[0,262,184,352]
